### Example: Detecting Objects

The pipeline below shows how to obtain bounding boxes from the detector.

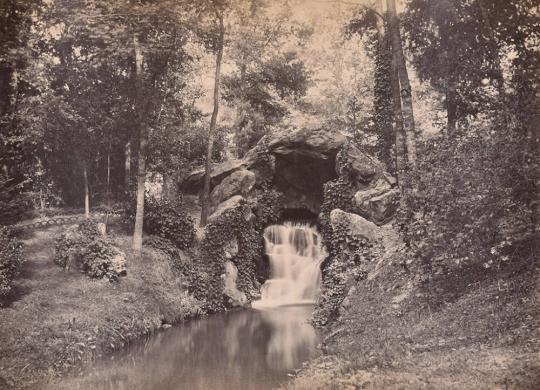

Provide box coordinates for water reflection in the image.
[53,306,319,390]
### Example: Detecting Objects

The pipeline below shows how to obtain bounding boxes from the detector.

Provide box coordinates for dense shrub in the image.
[124,195,195,249]
[54,219,125,281]
[395,130,538,287]
[0,174,32,225]
[0,226,25,296]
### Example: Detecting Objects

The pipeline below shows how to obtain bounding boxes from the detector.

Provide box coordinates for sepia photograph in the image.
[0,0,538,389]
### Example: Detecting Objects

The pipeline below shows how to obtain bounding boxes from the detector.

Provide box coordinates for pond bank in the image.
[285,226,540,390]
[0,225,202,390]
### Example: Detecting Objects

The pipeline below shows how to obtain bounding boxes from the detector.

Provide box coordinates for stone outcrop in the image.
[223,261,248,307]
[180,125,399,221]
[337,144,384,184]
[208,195,245,223]
[180,159,245,193]
[210,169,255,211]
[353,175,400,224]
[330,208,380,242]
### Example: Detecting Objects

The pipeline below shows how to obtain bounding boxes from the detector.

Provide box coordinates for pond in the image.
[55,305,319,390]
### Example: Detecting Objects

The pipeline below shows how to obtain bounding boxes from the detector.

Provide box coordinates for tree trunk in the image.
[83,165,90,218]
[132,34,148,253]
[125,140,131,191]
[200,12,225,227]
[162,173,173,201]
[389,43,407,188]
[386,0,417,168]
[105,144,111,228]
[445,79,458,136]
[373,0,395,172]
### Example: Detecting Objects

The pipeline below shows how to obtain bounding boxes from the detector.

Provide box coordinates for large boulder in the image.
[208,195,246,223]
[337,144,384,184]
[223,261,248,307]
[267,126,347,159]
[330,208,380,242]
[180,159,245,194]
[223,237,239,260]
[180,126,349,214]
[353,175,399,224]
[366,189,400,224]
[210,169,256,210]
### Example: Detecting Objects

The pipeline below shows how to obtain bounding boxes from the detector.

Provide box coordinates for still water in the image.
[56,305,319,390]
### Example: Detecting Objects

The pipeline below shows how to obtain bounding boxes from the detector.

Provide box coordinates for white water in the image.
[253,223,326,309]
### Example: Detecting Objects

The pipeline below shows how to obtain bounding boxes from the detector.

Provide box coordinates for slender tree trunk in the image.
[162,173,173,201]
[200,12,225,227]
[445,79,458,135]
[132,34,148,253]
[105,143,111,228]
[83,165,90,218]
[373,0,395,172]
[386,0,417,167]
[389,45,407,188]
[125,140,131,190]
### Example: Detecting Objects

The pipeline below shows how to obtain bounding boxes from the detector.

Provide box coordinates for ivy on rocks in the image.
[314,143,376,327]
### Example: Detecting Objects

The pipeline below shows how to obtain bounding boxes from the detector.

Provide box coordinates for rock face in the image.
[268,126,347,158]
[208,195,245,223]
[223,261,248,307]
[337,144,384,184]
[180,125,398,220]
[181,126,348,214]
[180,159,245,193]
[223,237,239,260]
[210,169,255,211]
[353,176,400,224]
[330,208,380,242]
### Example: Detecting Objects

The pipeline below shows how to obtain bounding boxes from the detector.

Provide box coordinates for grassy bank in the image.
[286,226,540,390]
[0,225,202,390]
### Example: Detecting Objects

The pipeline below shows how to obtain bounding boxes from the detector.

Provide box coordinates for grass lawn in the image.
[0,224,202,390]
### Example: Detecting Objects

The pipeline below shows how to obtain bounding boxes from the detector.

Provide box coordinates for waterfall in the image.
[253,223,326,308]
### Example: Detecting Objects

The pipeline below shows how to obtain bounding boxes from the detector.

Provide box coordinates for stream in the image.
[56,223,324,390]
[57,305,319,390]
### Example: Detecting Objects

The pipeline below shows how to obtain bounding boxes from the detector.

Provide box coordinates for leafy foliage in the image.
[195,201,262,312]
[313,144,360,326]
[54,219,124,281]
[0,174,31,225]
[143,235,206,293]
[395,128,538,290]
[0,226,25,296]
[124,195,195,250]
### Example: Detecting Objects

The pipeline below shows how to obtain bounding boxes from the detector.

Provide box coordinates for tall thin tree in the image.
[200,7,225,227]
[386,0,417,167]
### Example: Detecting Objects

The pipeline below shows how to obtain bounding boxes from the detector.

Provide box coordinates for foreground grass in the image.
[287,227,540,390]
[0,225,202,390]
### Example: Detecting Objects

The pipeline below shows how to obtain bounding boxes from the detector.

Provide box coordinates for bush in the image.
[0,174,32,225]
[0,226,25,296]
[395,130,537,287]
[54,220,125,281]
[124,195,195,250]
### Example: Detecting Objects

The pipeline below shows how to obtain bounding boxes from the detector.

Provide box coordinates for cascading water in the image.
[253,223,326,308]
